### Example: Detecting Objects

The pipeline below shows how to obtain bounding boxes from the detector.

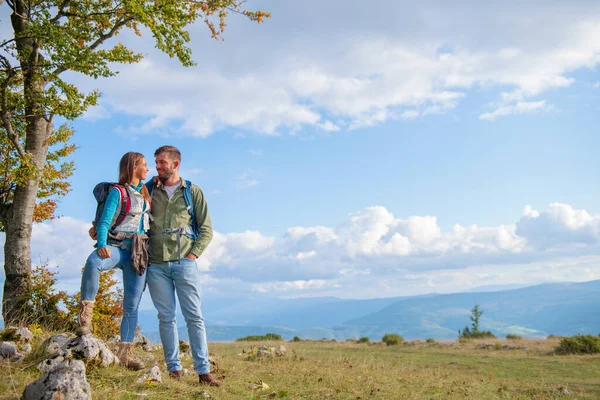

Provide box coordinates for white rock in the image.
[42,333,72,357]
[137,366,162,383]
[0,341,18,358]
[23,359,91,400]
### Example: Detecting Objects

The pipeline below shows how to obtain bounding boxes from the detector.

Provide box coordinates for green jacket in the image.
[148,178,213,263]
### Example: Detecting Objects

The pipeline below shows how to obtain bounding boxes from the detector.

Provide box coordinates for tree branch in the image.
[52,15,134,76]
[0,55,26,158]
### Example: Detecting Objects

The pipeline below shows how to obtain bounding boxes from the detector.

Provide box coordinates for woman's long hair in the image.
[118,152,151,203]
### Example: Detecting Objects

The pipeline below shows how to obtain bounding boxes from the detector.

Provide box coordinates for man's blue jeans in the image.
[146,259,210,375]
[80,245,146,342]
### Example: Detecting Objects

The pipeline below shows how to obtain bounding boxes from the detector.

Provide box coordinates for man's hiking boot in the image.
[116,342,145,371]
[199,373,221,387]
[169,370,184,379]
[75,300,95,336]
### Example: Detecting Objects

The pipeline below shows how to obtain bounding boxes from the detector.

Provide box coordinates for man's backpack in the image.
[92,183,131,231]
[146,179,198,240]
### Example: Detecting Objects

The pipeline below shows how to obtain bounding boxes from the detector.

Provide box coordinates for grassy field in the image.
[2,337,600,399]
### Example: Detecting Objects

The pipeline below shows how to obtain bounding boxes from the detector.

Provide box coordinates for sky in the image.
[1,0,600,309]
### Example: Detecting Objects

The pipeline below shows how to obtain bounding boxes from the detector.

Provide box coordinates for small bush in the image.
[494,343,502,350]
[426,338,435,343]
[236,333,283,342]
[381,333,404,346]
[357,337,370,344]
[291,336,301,342]
[556,335,600,355]
[506,334,522,340]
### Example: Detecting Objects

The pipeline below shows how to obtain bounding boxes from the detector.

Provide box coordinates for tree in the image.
[458,304,496,339]
[470,304,483,333]
[0,0,269,325]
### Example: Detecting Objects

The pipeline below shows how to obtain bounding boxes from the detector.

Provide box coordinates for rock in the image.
[4,327,35,343]
[39,335,119,369]
[198,390,212,398]
[21,343,33,354]
[275,345,287,356]
[23,359,91,400]
[257,346,274,356]
[142,342,157,352]
[0,341,18,358]
[107,335,120,343]
[37,356,67,374]
[63,335,119,366]
[137,366,162,383]
[134,332,151,344]
[42,333,72,357]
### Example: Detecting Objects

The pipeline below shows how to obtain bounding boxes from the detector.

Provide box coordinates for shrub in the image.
[292,336,301,342]
[556,335,600,355]
[494,343,502,350]
[357,337,370,344]
[236,333,283,342]
[17,264,74,330]
[506,334,522,340]
[381,333,404,346]
[426,338,435,343]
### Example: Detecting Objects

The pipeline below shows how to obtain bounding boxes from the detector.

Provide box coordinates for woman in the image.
[76,152,151,370]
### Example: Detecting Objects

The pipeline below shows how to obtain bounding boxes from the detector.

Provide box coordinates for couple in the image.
[77,145,220,387]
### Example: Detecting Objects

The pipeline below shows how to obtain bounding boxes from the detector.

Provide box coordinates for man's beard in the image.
[157,167,174,182]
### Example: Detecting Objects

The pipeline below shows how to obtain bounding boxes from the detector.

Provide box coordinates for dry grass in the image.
[1,337,599,399]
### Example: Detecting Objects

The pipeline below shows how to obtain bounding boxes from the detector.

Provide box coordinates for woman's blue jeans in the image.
[80,245,146,342]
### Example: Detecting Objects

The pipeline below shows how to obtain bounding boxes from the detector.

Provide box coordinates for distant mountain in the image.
[333,280,600,340]
[140,280,600,342]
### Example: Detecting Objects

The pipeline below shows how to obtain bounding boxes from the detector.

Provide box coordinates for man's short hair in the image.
[154,145,181,161]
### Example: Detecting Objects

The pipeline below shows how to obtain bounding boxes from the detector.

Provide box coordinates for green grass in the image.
[1,338,600,399]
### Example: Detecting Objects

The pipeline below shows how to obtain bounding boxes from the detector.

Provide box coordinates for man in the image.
[145,145,220,386]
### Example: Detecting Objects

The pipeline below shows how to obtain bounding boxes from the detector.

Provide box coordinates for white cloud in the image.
[62,1,600,135]
[594,82,600,88]
[479,101,549,121]
[3,202,600,300]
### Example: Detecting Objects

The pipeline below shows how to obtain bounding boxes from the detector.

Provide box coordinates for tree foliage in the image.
[458,304,496,339]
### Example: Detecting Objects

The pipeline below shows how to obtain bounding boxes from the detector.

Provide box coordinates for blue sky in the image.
[2,0,600,305]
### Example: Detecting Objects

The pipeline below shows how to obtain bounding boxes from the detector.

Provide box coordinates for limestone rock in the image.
[23,359,91,400]
[39,335,119,370]
[0,341,18,360]
[137,366,162,383]
[275,345,287,356]
[42,333,72,357]
[21,343,33,354]
[63,335,119,366]
[37,356,66,374]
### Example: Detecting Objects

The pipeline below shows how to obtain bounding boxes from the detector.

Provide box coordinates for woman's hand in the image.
[98,247,111,259]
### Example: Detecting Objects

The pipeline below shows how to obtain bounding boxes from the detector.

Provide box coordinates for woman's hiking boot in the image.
[116,342,145,371]
[75,300,95,336]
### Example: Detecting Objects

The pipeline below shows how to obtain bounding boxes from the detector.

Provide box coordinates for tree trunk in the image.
[2,116,49,325]
[2,1,51,324]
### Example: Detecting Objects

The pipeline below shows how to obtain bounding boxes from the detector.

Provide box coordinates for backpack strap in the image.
[182,180,198,239]
[112,184,131,230]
